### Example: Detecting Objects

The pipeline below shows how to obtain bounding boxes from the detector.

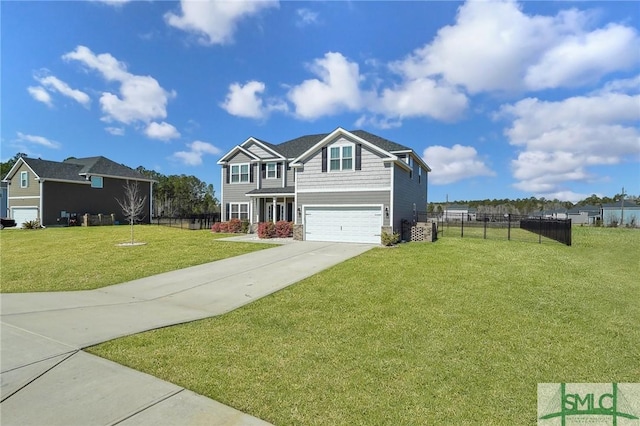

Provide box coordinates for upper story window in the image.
[266,162,277,179]
[20,171,29,188]
[231,164,250,183]
[418,166,422,184]
[91,176,103,188]
[330,144,353,171]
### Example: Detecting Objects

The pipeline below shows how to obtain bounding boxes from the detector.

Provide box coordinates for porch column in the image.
[272,197,277,224]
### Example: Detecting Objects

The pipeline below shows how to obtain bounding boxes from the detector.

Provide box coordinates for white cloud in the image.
[93,0,131,6]
[105,127,125,136]
[172,140,222,166]
[16,132,60,149]
[374,78,468,122]
[524,25,639,90]
[422,144,495,185]
[499,92,640,195]
[287,52,363,120]
[145,121,181,141]
[165,0,278,45]
[63,45,175,124]
[35,75,91,108]
[392,0,639,93]
[27,86,53,106]
[221,81,267,119]
[296,8,319,27]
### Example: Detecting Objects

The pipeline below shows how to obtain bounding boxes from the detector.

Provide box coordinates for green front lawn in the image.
[0,226,275,293]
[90,227,640,424]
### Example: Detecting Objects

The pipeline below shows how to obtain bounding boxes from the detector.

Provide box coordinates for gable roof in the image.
[3,156,151,183]
[218,127,430,171]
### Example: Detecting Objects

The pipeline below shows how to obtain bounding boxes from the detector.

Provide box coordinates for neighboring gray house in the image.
[442,204,477,221]
[2,156,154,226]
[567,205,601,225]
[601,201,640,227]
[218,127,431,244]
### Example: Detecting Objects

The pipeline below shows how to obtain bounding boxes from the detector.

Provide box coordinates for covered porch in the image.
[246,187,296,225]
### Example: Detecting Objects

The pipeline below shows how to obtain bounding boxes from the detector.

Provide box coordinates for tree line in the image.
[428,193,637,216]
[0,153,218,218]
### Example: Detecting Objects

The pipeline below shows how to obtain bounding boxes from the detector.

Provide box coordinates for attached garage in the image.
[304,206,382,244]
[11,207,38,226]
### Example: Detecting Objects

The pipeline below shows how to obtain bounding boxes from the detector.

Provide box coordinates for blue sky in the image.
[2,0,638,203]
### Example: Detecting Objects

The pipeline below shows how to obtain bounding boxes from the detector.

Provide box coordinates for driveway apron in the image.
[1,241,373,425]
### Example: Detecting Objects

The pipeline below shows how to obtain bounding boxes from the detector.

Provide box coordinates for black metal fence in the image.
[154,213,220,230]
[421,213,572,245]
[521,217,572,246]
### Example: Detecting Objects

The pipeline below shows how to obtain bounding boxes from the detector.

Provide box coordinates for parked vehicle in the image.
[1,218,17,229]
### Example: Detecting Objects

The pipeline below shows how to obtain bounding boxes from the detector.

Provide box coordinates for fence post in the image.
[538,216,542,244]
[508,214,511,241]
[461,213,464,238]
[483,217,487,239]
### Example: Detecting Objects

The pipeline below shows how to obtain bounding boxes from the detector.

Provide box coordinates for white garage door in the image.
[305,206,382,244]
[12,208,38,226]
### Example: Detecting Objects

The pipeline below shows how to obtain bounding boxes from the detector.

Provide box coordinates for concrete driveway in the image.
[0,240,374,425]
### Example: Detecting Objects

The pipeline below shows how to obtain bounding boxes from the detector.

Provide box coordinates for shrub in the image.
[211,222,222,232]
[275,221,293,238]
[241,220,250,234]
[22,219,42,230]
[381,230,400,246]
[227,218,243,233]
[258,222,276,239]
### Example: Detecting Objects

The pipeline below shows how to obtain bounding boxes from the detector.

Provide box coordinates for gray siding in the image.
[41,178,152,226]
[222,151,257,204]
[9,163,40,197]
[245,142,275,159]
[297,138,391,191]
[228,152,253,165]
[392,160,427,231]
[260,162,286,189]
[298,191,390,227]
[285,166,294,186]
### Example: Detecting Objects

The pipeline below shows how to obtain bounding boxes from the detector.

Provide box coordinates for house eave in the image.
[218,145,261,164]
[240,137,285,160]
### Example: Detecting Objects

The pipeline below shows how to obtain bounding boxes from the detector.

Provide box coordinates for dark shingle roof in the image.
[258,129,412,159]
[22,156,148,182]
[602,201,639,208]
[63,156,147,180]
[245,187,295,195]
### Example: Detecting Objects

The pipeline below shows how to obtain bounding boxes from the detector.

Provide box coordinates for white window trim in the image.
[266,162,277,179]
[20,171,28,188]
[229,202,249,220]
[329,142,354,172]
[231,163,250,184]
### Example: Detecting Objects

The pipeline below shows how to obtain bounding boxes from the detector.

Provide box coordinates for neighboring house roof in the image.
[444,204,471,211]
[602,201,639,208]
[3,156,152,183]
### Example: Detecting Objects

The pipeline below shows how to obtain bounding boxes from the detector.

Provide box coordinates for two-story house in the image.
[218,127,430,244]
[2,156,154,226]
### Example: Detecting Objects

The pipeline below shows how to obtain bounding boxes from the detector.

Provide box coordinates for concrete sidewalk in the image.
[1,241,374,425]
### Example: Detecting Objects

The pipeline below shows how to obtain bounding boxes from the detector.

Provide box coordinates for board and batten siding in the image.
[392,161,427,231]
[298,191,391,227]
[296,138,391,191]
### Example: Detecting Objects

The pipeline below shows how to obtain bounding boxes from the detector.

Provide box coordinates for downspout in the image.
[149,181,154,223]
[220,166,225,222]
[39,179,44,225]
[389,163,394,231]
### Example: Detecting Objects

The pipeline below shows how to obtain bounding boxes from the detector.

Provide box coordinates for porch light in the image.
[297,207,302,217]
[385,206,389,218]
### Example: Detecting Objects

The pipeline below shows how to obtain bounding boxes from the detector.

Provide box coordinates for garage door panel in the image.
[12,208,38,226]
[305,207,381,244]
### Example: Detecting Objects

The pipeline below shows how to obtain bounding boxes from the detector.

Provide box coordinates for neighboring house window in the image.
[266,162,277,179]
[20,171,28,188]
[418,166,422,184]
[329,145,353,171]
[231,164,250,183]
[230,203,249,220]
[91,176,103,188]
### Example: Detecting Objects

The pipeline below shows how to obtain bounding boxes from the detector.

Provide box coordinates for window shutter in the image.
[262,163,266,178]
[250,164,254,183]
[277,162,282,178]
[225,203,230,221]
[321,147,327,173]
[226,166,230,184]
[355,144,362,171]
